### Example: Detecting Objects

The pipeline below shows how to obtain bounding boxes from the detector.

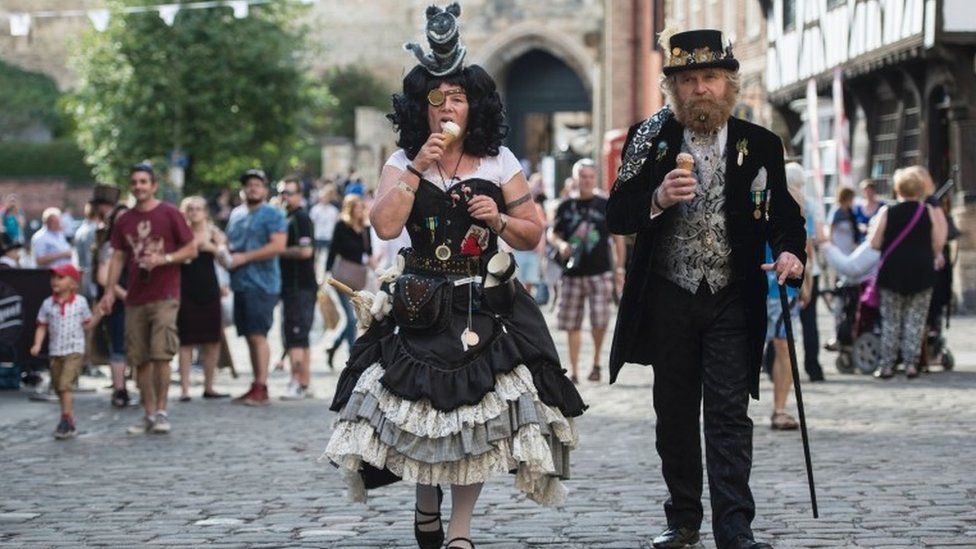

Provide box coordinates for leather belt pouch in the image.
[392,274,452,333]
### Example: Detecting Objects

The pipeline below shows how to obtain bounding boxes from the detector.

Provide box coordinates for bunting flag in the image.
[157,4,180,26]
[9,13,31,37]
[806,78,826,203]
[87,9,110,32]
[2,0,318,37]
[832,67,853,189]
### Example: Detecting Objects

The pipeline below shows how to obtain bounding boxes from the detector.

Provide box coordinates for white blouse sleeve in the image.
[496,147,524,185]
[384,150,410,171]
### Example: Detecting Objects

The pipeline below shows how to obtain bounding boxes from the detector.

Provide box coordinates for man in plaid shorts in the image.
[549,159,626,383]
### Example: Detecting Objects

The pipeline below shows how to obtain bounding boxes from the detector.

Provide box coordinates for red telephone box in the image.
[602,129,628,193]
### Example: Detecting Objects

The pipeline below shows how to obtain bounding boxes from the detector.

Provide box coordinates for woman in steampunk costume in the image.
[322,4,586,549]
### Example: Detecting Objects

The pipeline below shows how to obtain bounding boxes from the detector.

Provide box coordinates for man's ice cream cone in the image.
[676,152,695,172]
[441,121,461,146]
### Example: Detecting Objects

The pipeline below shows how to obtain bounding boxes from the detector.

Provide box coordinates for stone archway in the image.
[476,23,595,97]
[475,24,596,174]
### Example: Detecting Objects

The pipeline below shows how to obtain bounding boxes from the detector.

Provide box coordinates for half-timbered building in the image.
[764,0,976,309]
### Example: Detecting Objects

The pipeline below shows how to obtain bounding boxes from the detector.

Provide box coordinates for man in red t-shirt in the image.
[100,164,196,435]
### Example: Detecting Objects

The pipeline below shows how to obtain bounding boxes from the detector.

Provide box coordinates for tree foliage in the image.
[318,66,392,139]
[66,0,328,193]
[0,60,63,139]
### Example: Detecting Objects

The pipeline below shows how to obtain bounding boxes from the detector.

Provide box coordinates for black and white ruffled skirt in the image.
[323,282,586,506]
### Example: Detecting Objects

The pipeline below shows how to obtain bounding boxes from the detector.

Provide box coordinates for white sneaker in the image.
[280,380,306,401]
[151,412,171,434]
[127,416,155,435]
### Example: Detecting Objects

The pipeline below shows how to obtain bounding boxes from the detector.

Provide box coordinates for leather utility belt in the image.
[400,248,482,277]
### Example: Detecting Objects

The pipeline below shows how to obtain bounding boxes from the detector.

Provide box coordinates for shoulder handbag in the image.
[332,228,369,291]
[860,202,925,308]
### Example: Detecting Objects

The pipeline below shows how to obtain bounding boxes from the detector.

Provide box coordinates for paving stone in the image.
[1,310,975,547]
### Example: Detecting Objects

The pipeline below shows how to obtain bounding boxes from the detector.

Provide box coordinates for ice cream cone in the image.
[676,152,695,172]
[441,120,461,146]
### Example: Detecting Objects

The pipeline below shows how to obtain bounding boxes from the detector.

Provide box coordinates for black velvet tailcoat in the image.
[606,114,807,398]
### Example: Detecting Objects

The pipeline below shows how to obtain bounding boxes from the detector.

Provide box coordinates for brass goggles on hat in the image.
[427,88,465,106]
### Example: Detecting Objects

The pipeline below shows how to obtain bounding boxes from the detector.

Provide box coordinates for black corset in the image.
[403,177,505,264]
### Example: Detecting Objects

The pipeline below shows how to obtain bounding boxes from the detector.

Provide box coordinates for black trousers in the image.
[647,276,755,549]
[799,276,824,379]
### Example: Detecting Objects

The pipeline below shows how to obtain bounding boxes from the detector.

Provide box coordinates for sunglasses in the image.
[427,88,465,106]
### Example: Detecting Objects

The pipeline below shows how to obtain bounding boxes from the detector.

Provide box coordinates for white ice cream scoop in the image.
[441,120,461,146]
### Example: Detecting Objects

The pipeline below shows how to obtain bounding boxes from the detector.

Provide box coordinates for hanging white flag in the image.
[10,13,31,37]
[158,4,180,26]
[832,67,852,189]
[228,1,249,19]
[88,9,111,32]
[806,78,825,203]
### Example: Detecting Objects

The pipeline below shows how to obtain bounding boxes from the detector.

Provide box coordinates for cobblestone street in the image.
[2,309,975,548]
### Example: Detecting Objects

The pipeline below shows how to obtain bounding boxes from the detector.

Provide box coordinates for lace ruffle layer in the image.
[329,306,586,418]
[324,364,577,506]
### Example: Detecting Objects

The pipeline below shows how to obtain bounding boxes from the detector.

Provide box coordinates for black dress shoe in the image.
[652,526,700,548]
[728,536,772,549]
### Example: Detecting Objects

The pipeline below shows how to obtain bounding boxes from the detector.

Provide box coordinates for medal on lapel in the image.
[425,216,439,243]
[736,138,749,167]
[752,191,763,220]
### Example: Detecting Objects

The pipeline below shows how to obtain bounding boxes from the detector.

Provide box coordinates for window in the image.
[784,0,797,32]
[705,0,718,29]
[870,99,899,193]
[900,97,921,167]
[724,0,738,40]
[673,0,686,23]
[746,0,761,38]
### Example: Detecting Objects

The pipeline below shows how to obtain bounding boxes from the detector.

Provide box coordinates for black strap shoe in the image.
[413,485,443,549]
[446,537,475,549]
[652,526,700,548]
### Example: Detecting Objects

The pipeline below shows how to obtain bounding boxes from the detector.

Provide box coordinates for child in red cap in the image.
[31,264,102,439]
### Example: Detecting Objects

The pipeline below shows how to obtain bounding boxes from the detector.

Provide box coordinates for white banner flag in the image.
[832,67,852,189]
[806,79,825,202]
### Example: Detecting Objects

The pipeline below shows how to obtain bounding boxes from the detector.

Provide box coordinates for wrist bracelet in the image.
[395,180,416,195]
[406,164,423,179]
[652,187,666,211]
[494,214,508,234]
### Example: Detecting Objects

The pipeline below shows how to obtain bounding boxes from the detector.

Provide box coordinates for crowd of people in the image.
[3,11,965,548]
[5,130,957,442]
[2,164,380,437]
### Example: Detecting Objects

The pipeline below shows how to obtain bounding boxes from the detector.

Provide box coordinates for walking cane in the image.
[778,284,819,518]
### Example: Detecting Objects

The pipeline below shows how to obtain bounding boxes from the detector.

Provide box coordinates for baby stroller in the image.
[822,283,863,374]
[823,281,881,375]
[822,242,882,374]
[920,247,956,372]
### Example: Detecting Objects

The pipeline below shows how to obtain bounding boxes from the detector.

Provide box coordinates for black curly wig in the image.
[388,64,508,160]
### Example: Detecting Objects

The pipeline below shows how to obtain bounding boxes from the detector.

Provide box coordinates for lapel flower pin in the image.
[655,141,668,162]
[736,138,749,167]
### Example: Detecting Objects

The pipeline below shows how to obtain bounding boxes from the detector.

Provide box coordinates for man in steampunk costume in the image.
[606,30,807,549]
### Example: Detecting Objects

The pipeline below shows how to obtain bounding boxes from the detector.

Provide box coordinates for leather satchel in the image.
[333,256,368,291]
[392,274,452,333]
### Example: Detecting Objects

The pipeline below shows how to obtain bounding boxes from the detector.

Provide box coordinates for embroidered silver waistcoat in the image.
[651,135,733,294]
